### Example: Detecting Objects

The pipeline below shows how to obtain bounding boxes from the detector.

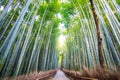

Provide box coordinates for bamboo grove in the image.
[62,0,120,71]
[0,0,120,78]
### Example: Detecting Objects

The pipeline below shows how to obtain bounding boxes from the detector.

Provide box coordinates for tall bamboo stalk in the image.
[89,0,104,68]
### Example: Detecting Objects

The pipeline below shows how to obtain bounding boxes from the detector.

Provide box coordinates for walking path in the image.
[51,70,70,80]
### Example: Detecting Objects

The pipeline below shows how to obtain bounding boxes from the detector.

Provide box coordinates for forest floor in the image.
[62,67,120,80]
[1,68,120,80]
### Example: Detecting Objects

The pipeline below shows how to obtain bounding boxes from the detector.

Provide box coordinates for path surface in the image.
[51,70,70,80]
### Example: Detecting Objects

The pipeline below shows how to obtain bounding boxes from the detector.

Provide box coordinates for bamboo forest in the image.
[0,0,120,80]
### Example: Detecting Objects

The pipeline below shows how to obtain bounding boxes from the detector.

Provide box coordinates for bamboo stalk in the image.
[89,0,105,68]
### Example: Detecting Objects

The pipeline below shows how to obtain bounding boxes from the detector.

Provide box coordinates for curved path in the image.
[51,70,70,80]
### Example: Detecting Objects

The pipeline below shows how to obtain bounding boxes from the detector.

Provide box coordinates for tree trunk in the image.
[89,0,104,68]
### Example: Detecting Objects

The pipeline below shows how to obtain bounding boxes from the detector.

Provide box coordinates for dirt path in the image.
[51,70,70,80]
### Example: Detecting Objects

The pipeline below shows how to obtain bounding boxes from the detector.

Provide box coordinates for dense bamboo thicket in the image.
[62,0,120,71]
[0,0,120,79]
